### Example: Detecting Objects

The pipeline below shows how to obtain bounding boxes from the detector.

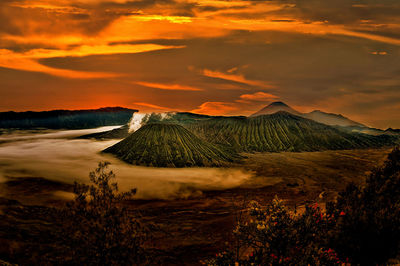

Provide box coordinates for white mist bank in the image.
[0,129,253,199]
[0,126,122,143]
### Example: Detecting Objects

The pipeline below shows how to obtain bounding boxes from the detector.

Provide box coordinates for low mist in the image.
[0,127,254,199]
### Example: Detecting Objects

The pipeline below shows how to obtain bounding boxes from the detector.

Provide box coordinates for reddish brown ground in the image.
[0,148,392,265]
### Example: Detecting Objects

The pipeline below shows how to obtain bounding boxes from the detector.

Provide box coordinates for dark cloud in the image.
[284,0,400,24]
[0,5,118,37]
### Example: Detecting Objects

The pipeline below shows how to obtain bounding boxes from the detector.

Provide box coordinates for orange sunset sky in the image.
[0,0,400,128]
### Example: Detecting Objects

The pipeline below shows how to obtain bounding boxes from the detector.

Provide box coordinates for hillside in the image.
[303,110,365,127]
[251,102,371,129]
[385,128,400,135]
[103,123,239,167]
[0,107,137,129]
[187,112,398,152]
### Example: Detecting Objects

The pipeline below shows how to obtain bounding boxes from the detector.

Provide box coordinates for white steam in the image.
[128,113,148,133]
[128,112,177,133]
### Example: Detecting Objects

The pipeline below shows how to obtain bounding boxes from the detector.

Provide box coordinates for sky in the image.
[0,0,400,128]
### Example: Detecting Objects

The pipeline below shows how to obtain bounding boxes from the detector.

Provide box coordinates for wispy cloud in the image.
[0,49,120,79]
[136,81,203,91]
[1,0,400,127]
[24,44,185,58]
[191,101,238,115]
[239,91,279,102]
[0,43,182,78]
[133,102,171,111]
[201,69,275,88]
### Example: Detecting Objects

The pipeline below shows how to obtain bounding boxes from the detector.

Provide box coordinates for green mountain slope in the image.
[103,123,239,167]
[186,112,398,152]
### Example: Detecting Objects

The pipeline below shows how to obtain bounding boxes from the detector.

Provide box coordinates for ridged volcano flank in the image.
[188,112,397,152]
[103,123,238,167]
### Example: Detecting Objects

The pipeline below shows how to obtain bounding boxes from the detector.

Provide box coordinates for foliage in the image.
[56,162,149,265]
[327,146,400,264]
[207,197,344,266]
[209,147,400,265]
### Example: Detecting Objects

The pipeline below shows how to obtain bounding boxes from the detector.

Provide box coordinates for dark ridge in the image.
[0,107,137,129]
[385,128,400,135]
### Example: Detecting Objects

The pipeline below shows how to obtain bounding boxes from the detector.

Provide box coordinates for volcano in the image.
[103,123,239,167]
[250,101,301,117]
[188,112,397,152]
[251,102,368,128]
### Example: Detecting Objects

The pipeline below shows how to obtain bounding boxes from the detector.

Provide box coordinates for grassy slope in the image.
[103,123,239,167]
[186,112,398,152]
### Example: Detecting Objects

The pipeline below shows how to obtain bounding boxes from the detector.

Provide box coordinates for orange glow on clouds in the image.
[202,69,275,88]
[191,102,238,116]
[136,82,203,91]
[239,92,279,102]
[133,102,171,111]
[0,49,119,79]
[1,0,400,128]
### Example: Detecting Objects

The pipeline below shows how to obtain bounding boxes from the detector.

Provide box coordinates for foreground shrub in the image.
[209,147,400,265]
[207,197,344,265]
[56,162,149,265]
[327,146,400,264]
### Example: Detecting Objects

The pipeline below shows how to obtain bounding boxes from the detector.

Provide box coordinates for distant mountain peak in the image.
[250,101,300,117]
[268,101,289,107]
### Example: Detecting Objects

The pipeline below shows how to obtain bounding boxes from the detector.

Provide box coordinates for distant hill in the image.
[187,112,397,152]
[250,101,301,117]
[251,102,366,128]
[303,110,365,127]
[103,123,239,167]
[0,107,137,129]
[385,128,400,136]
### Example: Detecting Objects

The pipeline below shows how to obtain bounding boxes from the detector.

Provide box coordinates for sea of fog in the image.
[0,126,254,199]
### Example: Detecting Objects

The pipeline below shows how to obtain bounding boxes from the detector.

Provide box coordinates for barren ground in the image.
[0,148,392,265]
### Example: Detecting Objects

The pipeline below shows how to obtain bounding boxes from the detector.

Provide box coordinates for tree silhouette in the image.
[58,162,149,265]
